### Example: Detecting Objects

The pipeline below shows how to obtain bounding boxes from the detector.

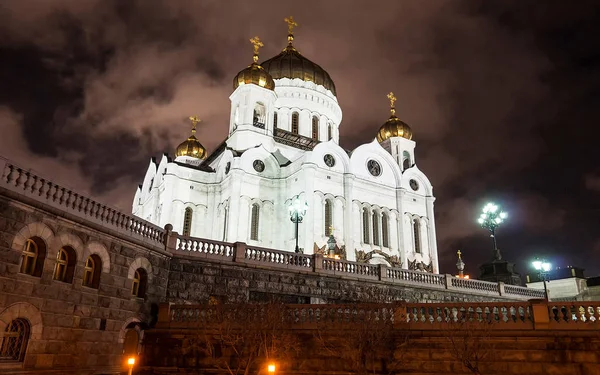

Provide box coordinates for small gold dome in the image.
[233,36,275,91]
[176,116,207,159]
[376,92,413,142]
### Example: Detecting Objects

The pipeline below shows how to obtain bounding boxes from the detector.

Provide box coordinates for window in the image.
[132,268,148,298]
[362,208,370,244]
[324,200,333,236]
[183,207,193,236]
[403,151,411,170]
[372,212,380,246]
[291,112,299,134]
[83,254,102,289]
[250,204,260,241]
[413,218,421,254]
[20,238,45,277]
[0,318,30,362]
[382,213,389,248]
[273,112,278,130]
[53,246,76,283]
[312,116,319,140]
[253,102,266,128]
[123,329,139,356]
[328,124,333,141]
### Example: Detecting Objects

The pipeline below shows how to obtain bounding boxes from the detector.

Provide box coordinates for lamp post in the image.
[288,196,308,253]
[532,258,552,301]
[477,202,507,261]
[127,357,136,375]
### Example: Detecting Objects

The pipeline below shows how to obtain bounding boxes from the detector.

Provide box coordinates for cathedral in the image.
[132,17,439,273]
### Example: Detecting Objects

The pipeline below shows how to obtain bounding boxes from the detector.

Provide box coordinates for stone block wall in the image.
[0,196,170,374]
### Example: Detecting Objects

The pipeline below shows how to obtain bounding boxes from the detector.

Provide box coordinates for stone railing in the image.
[0,159,165,248]
[169,232,546,301]
[159,300,600,331]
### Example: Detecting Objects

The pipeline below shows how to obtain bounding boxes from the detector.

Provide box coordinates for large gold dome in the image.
[233,36,275,91]
[260,17,336,96]
[376,92,413,142]
[176,116,207,159]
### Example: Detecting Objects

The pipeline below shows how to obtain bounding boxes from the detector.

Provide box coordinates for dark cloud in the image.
[1,0,599,279]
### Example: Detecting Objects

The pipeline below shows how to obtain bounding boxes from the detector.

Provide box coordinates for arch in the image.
[118,317,142,343]
[233,106,240,126]
[0,318,29,361]
[11,222,54,254]
[131,268,148,298]
[413,218,422,254]
[372,211,380,246]
[182,207,193,236]
[362,207,370,244]
[324,199,333,236]
[253,102,266,128]
[123,329,140,355]
[291,112,299,134]
[19,238,46,277]
[402,151,411,170]
[382,213,389,248]
[82,254,102,289]
[328,123,333,141]
[312,116,319,140]
[83,241,110,273]
[53,246,77,283]
[0,302,43,342]
[127,257,154,281]
[250,203,260,241]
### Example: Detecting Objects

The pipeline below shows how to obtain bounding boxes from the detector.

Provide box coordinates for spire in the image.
[189,115,201,136]
[249,36,263,64]
[284,16,298,46]
[456,250,466,278]
[387,91,397,117]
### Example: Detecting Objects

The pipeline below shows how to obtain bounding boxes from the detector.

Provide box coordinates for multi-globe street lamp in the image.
[532,258,552,301]
[477,202,508,261]
[288,196,308,253]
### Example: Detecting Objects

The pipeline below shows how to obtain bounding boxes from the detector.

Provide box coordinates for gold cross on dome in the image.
[329,225,335,233]
[189,115,201,133]
[249,36,263,56]
[457,249,462,259]
[284,16,298,35]
[387,92,397,108]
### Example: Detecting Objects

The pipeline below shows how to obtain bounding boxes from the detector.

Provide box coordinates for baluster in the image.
[13,168,24,188]
[2,164,14,184]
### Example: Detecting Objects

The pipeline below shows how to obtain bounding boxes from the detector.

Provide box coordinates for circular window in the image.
[225,162,231,174]
[323,154,336,167]
[409,179,419,191]
[253,160,265,173]
[367,160,382,177]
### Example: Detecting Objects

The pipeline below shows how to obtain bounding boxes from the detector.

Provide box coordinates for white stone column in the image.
[426,196,439,273]
[302,165,317,254]
[227,170,244,242]
[344,175,356,260]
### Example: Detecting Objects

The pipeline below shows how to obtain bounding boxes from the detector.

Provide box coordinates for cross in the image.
[329,225,335,233]
[284,16,298,35]
[249,36,263,56]
[189,115,201,133]
[387,92,397,109]
[457,249,462,259]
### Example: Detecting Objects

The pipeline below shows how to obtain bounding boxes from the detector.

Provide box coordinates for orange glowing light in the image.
[267,363,276,373]
[127,357,136,366]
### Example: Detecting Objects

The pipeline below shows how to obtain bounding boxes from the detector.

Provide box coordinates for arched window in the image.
[362,208,370,244]
[324,199,333,236]
[83,254,102,289]
[328,124,333,141]
[291,112,299,134]
[312,116,319,140]
[123,329,139,356]
[273,112,278,130]
[234,107,240,126]
[250,204,260,241]
[372,212,380,246]
[183,207,193,236]
[253,102,266,128]
[20,238,46,277]
[413,218,421,254]
[382,213,389,248]
[0,318,30,361]
[54,246,76,283]
[403,151,411,170]
[132,268,148,298]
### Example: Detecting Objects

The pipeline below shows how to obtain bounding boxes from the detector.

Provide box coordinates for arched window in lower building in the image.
[54,246,76,283]
[312,116,319,140]
[20,238,46,277]
[362,208,370,244]
[250,204,260,241]
[132,268,148,298]
[413,218,421,254]
[183,207,193,236]
[372,212,380,246]
[382,213,389,248]
[328,124,333,141]
[83,254,102,289]
[123,329,139,356]
[324,199,333,236]
[0,318,30,361]
[291,112,299,134]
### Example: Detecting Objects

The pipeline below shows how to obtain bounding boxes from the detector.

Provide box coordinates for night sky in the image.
[1,1,599,280]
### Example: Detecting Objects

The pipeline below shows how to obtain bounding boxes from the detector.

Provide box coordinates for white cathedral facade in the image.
[132,20,439,273]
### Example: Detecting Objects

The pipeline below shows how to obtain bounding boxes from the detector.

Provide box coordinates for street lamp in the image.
[288,196,308,253]
[267,362,276,373]
[477,202,507,261]
[127,357,136,375]
[532,258,552,301]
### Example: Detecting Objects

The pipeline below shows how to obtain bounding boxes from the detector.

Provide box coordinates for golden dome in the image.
[259,16,337,96]
[176,116,207,159]
[376,92,413,142]
[233,36,275,91]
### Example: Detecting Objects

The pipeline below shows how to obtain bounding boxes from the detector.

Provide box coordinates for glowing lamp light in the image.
[268,363,276,373]
[127,357,136,366]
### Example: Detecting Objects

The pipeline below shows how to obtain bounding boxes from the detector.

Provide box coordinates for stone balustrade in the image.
[0,159,165,248]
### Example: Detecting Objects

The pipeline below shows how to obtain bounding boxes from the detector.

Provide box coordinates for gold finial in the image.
[249,36,263,63]
[329,225,335,233]
[387,92,397,116]
[284,16,298,44]
[189,115,201,135]
[457,249,462,259]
